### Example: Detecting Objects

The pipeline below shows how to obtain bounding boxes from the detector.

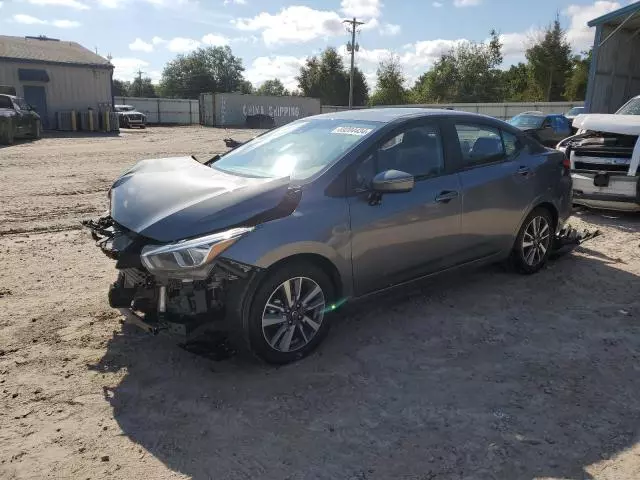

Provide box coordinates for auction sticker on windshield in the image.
[331,126,373,136]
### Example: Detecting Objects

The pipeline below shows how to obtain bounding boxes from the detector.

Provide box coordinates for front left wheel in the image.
[244,262,335,364]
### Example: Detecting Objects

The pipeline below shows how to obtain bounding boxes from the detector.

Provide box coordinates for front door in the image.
[452,122,535,259]
[23,86,48,129]
[349,120,463,296]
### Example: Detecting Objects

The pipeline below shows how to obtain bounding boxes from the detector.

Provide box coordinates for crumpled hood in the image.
[110,156,291,242]
[572,114,640,135]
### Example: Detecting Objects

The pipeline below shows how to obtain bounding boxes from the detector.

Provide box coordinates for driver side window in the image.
[354,123,444,189]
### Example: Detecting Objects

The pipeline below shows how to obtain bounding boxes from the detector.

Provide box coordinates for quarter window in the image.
[502,130,520,157]
[455,124,505,166]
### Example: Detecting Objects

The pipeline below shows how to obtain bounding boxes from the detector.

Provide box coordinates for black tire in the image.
[0,118,15,145]
[243,261,336,364]
[31,119,41,139]
[140,124,146,129]
[510,207,554,274]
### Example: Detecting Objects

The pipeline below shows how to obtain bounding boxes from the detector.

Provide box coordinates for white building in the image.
[0,35,113,129]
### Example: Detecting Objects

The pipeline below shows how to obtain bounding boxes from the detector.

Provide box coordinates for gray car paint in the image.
[109,108,572,300]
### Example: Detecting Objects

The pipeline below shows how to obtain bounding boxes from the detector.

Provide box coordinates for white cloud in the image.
[233,6,344,45]
[453,0,481,6]
[27,0,89,9]
[96,0,124,7]
[0,2,4,8]
[564,1,620,51]
[340,0,381,18]
[129,38,154,52]
[51,19,80,27]
[202,33,230,46]
[13,14,47,24]
[167,37,201,52]
[380,23,401,36]
[152,36,166,45]
[245,55,306,91]
[111,57,150,82]
[14,14,82,27]
[433,1,443,6]
[224,0,246,4]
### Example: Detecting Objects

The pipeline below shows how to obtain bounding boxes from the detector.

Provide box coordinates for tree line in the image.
[113,18,589,106]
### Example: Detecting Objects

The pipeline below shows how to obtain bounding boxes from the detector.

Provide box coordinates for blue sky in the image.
[0,0,631,90]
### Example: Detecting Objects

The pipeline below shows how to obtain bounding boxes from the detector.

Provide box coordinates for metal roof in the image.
[0,35,112,68]
[588,1,640,26]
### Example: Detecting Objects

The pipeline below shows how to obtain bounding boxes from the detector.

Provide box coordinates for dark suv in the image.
[0,94,42,144]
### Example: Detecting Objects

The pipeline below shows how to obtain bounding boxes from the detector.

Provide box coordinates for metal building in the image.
[585,1,640,113]
[0,35,113,128]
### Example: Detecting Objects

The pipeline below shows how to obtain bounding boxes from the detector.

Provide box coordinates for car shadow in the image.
[89,252,640,480]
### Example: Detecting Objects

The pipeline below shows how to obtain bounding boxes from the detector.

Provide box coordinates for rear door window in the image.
[0,96,13,109]
[454,124,506,167]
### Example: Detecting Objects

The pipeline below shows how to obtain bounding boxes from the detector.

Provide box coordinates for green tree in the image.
[112,79,131,97]
[256,78,289,96]
[525,19,573,101]
[239,80,253,94]
[296,47,368,106]
[129,77,157,98]
[159,46,246,99]
[369,55,407,106]
[502,63,532,101]
[410,30,503,103]
[564,50,591,101]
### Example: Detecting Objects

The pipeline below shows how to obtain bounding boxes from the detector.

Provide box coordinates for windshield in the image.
[616,97,640,115]
[508,115,545,129]
[212,119,381,180]
[566,107,584,116]
[116,106,135,112]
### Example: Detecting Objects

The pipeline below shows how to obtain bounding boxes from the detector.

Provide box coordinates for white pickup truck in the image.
[557,95,640,212]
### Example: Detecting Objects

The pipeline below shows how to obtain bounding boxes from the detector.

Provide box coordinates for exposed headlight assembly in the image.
[141,227,252,278]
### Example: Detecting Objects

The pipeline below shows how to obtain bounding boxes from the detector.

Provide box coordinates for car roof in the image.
[0,94,16,99]
[312,107,474,123]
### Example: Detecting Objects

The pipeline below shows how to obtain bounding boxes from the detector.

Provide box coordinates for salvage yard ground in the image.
[1,126,639,480]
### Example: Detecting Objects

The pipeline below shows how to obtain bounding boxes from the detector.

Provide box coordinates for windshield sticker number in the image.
[331,126,372,136]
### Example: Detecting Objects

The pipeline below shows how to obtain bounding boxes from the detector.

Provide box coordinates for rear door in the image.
[450,121,534,259]
[348,119,463,295]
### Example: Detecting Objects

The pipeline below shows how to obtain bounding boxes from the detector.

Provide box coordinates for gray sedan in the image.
[86,108,573,364]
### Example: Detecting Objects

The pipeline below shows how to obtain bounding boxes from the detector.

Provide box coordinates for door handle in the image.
[516,166,531,176]
[435,190,459,203]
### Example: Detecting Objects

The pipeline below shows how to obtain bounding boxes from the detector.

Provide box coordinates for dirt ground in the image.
[0,126,639,480]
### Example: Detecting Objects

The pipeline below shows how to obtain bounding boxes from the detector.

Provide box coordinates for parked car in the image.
[0,94,41,145]
[114,104,146,128]
[564,106,585,121]
[557,98,640,212]
[85,108,572,364]
[508,112,573,147]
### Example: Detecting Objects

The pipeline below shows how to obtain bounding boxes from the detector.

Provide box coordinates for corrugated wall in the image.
[321,102,584,119]
[586,24,640,113]
[0,60,112,128]
[202,93,321,127]
[114,96,199,124]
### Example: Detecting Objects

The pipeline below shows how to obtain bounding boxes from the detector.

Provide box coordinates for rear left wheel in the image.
[244,262,335,364]
[510,207,554,274]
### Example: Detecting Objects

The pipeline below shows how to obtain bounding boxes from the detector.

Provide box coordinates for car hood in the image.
[110,156,291,242]
[572,114,640,135]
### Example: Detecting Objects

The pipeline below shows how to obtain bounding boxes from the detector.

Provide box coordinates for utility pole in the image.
[136,68,145,97]
[343,17,364,109]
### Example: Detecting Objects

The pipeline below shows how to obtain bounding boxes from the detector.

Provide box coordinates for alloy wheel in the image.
[522,215,551,266]
[261,277,326,353]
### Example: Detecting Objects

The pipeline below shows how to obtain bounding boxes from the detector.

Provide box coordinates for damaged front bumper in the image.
[83,215,257,341]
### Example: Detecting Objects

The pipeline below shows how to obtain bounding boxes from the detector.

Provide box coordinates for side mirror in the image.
[372,169,414,194]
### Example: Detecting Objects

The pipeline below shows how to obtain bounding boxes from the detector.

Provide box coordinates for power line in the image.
[343,17,365,109]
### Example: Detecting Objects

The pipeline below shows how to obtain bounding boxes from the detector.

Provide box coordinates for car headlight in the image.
[140,227,252,275]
